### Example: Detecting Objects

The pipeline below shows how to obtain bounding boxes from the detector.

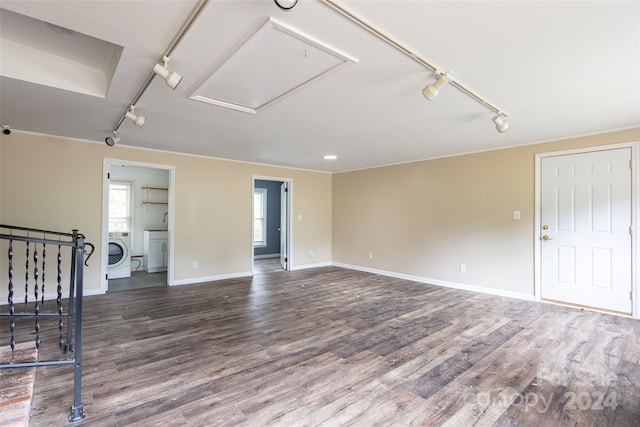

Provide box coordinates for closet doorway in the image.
[253,177,291,273]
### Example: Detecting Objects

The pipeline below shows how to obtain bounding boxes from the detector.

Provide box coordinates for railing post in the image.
[64,233,77,354]
[68,230,86,422]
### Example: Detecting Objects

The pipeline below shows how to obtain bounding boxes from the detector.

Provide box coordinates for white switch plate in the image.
[513,210,521,220]
[460,263,466,272]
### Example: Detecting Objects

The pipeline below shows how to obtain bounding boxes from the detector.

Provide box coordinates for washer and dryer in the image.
[108,232,131,279]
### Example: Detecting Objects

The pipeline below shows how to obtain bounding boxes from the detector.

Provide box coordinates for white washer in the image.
[108,232,131,279]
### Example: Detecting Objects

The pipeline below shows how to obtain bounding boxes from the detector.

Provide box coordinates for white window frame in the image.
[253,188,267,248]
[109,180,133,233]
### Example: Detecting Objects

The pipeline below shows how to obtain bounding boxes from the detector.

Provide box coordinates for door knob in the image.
[542,235,553,241]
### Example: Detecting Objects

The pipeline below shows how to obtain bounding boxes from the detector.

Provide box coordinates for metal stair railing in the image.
[0,224,90,423]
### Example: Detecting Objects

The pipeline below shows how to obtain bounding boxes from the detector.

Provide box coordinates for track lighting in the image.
[274,0,298,10]
[105,132,120,147]
[2,125,10,135]
[153,56,183,90]
[422,72,454,101]
[492,114,510,133]
[125,105,146,127]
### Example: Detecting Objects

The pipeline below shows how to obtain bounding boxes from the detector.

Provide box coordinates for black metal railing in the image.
[1,224,90,423]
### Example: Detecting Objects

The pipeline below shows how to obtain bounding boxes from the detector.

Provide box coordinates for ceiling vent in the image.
[190,17,357,114]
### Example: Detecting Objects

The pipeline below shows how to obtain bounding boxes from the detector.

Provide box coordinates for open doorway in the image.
[253,177,291,273]
[103,160,174,292]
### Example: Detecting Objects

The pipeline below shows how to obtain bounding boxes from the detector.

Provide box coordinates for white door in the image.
[280,182,289,270]
[540,148,632,314]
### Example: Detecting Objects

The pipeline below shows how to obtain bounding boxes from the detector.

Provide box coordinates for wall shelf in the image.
[142,186,168,205]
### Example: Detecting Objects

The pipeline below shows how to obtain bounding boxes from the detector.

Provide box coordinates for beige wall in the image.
[0,132,332,296]
[333,128,640,297]
[2,127,638,301]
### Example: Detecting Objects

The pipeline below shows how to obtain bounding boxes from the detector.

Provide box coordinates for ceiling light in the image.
[422,71,454,101]
[153,56,183,90]
[105,132,120,147]
[274,0,298,10]
[492,114,510,133]
[125,105,146,127]
[323,154,338,160]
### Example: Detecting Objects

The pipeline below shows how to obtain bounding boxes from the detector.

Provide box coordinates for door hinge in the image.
[106,274,108,280]
[630,225,634,236]
[107,172,110,179]
[630,291,633,301]
[630,160,633,170]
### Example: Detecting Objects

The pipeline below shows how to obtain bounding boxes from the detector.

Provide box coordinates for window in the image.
[109,181,132,232]
[253,188,267,247]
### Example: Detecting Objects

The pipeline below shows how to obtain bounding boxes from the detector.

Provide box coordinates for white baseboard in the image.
[331,262,536,302]
[290,261,332,271]
[170,271,253,286]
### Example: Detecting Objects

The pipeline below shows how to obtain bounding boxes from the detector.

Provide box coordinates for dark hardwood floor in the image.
[19,267,640,425]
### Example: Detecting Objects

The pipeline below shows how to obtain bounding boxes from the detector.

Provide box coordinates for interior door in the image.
[280,182,289,270]
[540,148,632,314]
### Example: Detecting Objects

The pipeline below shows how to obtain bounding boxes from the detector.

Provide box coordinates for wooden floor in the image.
[17,267,640,425]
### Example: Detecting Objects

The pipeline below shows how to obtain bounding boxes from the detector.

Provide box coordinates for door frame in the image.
[252,175,292,272]
[534,141,639,318]
[101,158,175,292]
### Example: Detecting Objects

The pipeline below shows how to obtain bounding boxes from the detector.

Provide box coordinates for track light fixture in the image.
[110,2,207,137]
[2,125,10,135]
[492,114,510,133]
[105,132,120,147]
[125,105,146,127]
[320,0,510,133]
[422,71,454,101]
[153,56,183,90]
[274,0,298,10]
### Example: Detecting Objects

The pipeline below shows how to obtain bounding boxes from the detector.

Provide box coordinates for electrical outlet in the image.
[192,261,198,269]
[368,252,374,259]
[309,249,314,257]
[460,263,466,272]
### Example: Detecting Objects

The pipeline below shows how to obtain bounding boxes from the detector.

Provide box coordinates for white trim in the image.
[253,187,268,247]
[290,261,333,271]
[332,262,536,302]
[534,141,639,319]
[102,158,175,293]
[171,271,252,286]
[11,126,638,175]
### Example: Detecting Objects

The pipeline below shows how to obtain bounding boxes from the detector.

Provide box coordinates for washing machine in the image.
[108,232,131,279]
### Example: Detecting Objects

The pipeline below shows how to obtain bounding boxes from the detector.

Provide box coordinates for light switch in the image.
[513,210,521,220]
[298,214,302,221]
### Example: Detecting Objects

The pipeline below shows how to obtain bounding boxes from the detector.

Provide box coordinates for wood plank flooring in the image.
[10,267,640,426]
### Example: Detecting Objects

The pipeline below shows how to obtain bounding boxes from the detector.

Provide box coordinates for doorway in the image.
[536,145,636,316]
[103,159,174,292]
[253,177,291,273]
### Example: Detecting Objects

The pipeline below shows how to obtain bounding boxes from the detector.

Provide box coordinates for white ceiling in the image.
[1,0,638,173]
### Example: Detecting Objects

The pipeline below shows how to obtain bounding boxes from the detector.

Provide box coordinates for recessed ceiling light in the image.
[323,155,338,160]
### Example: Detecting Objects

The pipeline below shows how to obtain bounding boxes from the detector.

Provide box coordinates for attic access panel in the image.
[190,17,357,114]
